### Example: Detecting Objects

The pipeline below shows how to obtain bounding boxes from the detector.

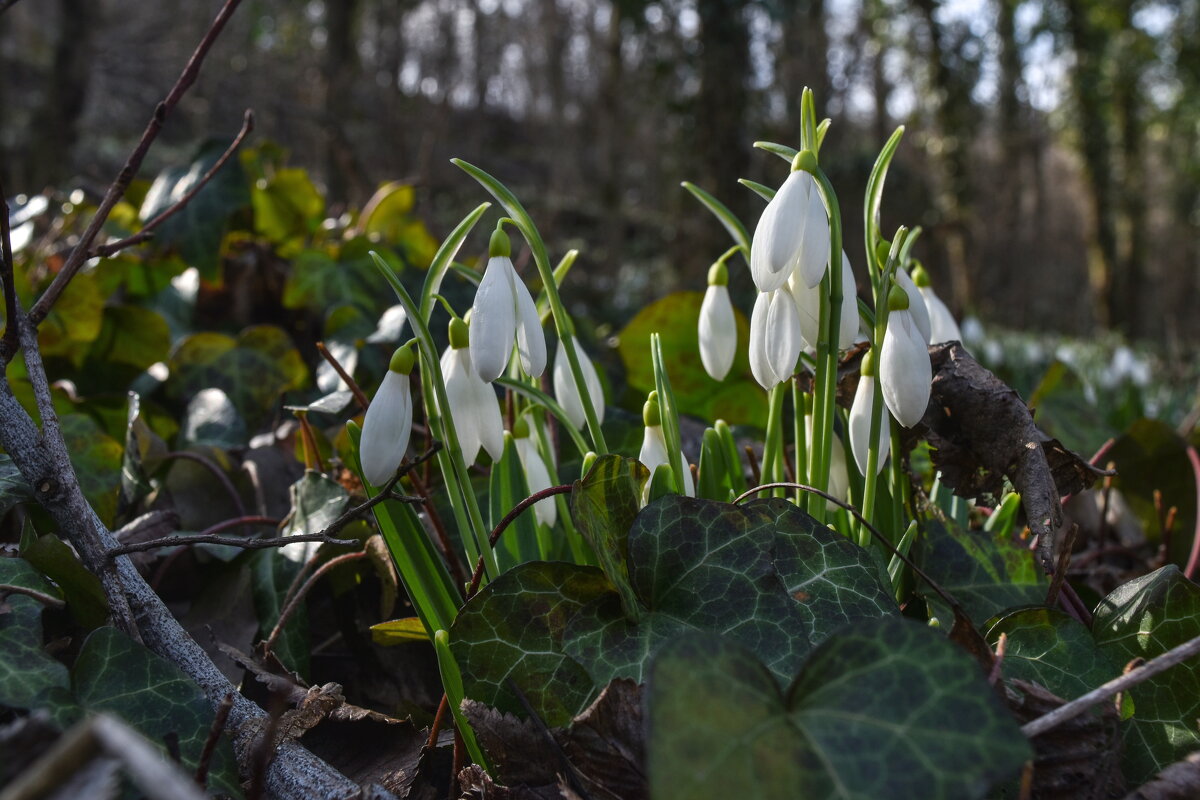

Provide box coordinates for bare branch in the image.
[0,584,66,609]
[262,550,368,656]
[92,110,255,260]
[25,0,246,330]
[1022,632,1200,738]
[0,178,18,362]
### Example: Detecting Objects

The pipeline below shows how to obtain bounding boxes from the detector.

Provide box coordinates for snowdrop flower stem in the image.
[760,384,788,495]
[452,158,608,455]
[854,349,890,538]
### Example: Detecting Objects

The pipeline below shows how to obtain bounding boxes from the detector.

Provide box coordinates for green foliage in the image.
[570,454,647,619]
[250,550,310,678]
[986,608,1122,699]
[20,530,109,629]
[0,560,69,710]
[647,621,1031,800]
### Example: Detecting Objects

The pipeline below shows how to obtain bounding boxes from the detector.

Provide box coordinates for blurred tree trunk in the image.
[324,0,362,204]
[1111,0,1146,337]
[27,0,93,189]
[995,0,1022,245]
[778,0,829,128]
[863,0,892,146]
[597,3,626,267]
[911,0,976,314]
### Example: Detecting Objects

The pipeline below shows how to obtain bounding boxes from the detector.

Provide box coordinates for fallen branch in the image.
[1022,632,1200,738]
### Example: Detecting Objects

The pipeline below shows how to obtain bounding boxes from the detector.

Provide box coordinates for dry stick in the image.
[464,484,574,599]
[426,693,451,750]
[92,111,254,259]
[25,0,246,329]
[0,180,18,361]
[195,693,235,788]
[315,341,369,411]
[0,584,67,609]
[1022,632,1200,738]
[989,633,1008,686]
[1045,523,1079,609]
[263,550,367,657]
[1184,444,1200,580]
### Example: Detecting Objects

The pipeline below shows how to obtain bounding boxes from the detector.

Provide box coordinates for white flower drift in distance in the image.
[879,283,932,428]
[439,317,504,465]
[911,263,963,344]
[469,227,547,382]
[553,335,605,429]
[749,151,830,293]
[893,267,932,345]
[639,391,694,500]
[787,249,859,351]
[512,414,556,527]
[848,348,890,476]
[748,287,803,390]
[359,343,416,486]
[698,260,737,381]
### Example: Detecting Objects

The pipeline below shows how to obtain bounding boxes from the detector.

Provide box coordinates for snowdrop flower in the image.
[748,288,803,390]
[469,227,546,382]
[360,344,416,486]
[879,284,932,428]
[439,317,504,465]
[749,152,830,293]
[698,261,737,381]
[911,264,962,344]
[848,348,890,476]
[787,249,859,351]
[512,415,556,527]
[893,267,931,345]
[639,392,694,500]
[553,335,605,429]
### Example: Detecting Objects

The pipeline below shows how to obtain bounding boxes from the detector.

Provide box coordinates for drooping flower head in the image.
[512,413,556,527]
[553,335,605,430]
[469,226,547,382]
[749,150,830,293]
[360,343,416,486]
[439,317,504,466]
[748,287,802,390]
[848,347,891,476]
[911,263,963,344]
[698,260,737,381]
[879,282,932,428]
[638,391,694,500]
[787,249,860,351]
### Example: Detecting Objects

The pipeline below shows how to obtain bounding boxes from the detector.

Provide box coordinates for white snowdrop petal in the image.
[837,252,860,349]
[787,271,821,350]
[440,348,483,466]
[516,437,557,527]
[918,286,963,344]
[880,311,932,428]
[553,336,604,429]
[765,288,802,384]
[638,425,693,500]
[470,256,519,382]
[699,285,737,381]
[360,371,412,486]
[750,171,807,293]
[513,272,547,378]
[894,269,932,345]
[797,179,831,289]
[748,292,778,389]
[848,376,890,477]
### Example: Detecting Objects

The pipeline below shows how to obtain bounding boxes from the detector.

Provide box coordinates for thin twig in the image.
[194,693,234,788]
[316,341,369,411]
[408,470,470,590]
[465,484,573,599]
[1022,632,1200,738]
[0,179,18,362]
[26,0,246,329]
[426,693,450,750]
[92,111,254,259]
[1045,523,1079,608]
[0,583,67,609]
[262,550,367,656]
[1184,445,1200,580]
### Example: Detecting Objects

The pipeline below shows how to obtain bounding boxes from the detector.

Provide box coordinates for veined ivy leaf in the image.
[1092,565,1200,784]
[570,454,648,620]
[985,607,1121,700]
[280,470,350,563]
[648,621,1031,800]
[914,519,1047,625]
[21,532,109,630]
[0,454,35,516]
[0,595,70,710]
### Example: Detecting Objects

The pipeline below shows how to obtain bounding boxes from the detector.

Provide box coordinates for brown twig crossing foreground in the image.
[1022,632,1200,738]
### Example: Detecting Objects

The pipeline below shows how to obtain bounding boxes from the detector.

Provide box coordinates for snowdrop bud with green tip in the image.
[848,348,890,476]
[469,226,547,382]
[879,283,932,428]
[698,261,737,381]
[360,343,416,486]
[749,150,830,292]
[911,263,962,344]
[893,267,931,345]
[639,392,693,499]
[439,317,504,465]
[552,335,605,429]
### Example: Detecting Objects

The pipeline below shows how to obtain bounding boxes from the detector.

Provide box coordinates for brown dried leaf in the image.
[1124,752,1200,800]
[558,679,646,800]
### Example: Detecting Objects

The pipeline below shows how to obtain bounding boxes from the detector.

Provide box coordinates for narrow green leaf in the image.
[738,178,775,202]
[752,140,799,163]
[680,182,750,253]
[419,202,491,320]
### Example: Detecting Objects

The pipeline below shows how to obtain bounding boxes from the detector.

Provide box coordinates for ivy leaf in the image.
[914,519,1047,625]
[280,470,350,562]
[1092,565,1200,784]
[20,531,109,630]
[250,550,310,679]
[73,628,242,798]
[0,454,35,517]
[647,621,1032,800]
[570,454,648,620]
[0,595,70,710]
[985,608,1121,700]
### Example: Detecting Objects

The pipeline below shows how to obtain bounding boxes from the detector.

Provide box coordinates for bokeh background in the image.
[2,0,1197,352]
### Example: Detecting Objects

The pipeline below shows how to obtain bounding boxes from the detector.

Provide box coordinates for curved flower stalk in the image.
[513,415,556,527]
[788,249,859,350]
[849,348,890,476]
[552,335,605,430]
[893,267,931,345]
[360,344,416,486]
[911,264,962,344]
[879,284,932,428]
[439,317,504,465]
[748,288,802,390]
[749,152,830,292]
[469,227,547,382]
[639,392,694,500]
[698,261,737,381]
